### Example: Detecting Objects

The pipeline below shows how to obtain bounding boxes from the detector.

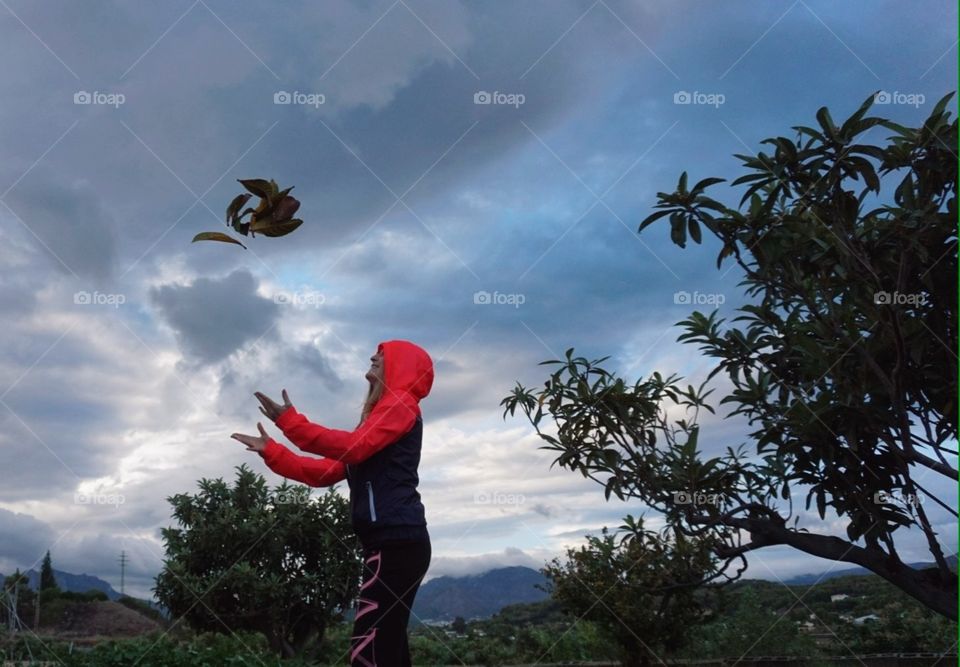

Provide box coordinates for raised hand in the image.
[231,422,271,453]
[254,388,293,422]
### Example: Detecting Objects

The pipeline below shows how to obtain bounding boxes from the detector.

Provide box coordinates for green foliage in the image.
[153,464,362,658]
[39,551,58,592]
[1,630,317,666]
[675,585,821,660]
[541,520,718,667]
[503,91,958,620]
[54,590,110,603]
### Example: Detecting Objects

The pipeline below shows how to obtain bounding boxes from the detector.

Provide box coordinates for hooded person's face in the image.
[365,349,384,384]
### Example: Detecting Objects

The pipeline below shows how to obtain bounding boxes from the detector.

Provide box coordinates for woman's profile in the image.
[231,339,434,666]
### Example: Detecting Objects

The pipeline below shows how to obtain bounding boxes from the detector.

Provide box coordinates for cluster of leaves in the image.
[540,518,719,667]
[193,178,303,249]
[502,91,958,620]
[153,464,362,658]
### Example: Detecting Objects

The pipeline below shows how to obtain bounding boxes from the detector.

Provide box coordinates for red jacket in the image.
[258,339,434,486]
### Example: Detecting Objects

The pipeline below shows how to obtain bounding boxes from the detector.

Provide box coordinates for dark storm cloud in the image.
[0,509,56,568]
[284,342,345,392]
[3,178,117,283]
[149,268,280,364]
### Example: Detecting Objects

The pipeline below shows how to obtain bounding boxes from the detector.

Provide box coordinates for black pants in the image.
[350,538,431,667]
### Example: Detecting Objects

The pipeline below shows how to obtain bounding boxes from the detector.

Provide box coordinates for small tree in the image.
[154,464,362,658]
[503,92,957,619]
[541,519,718,667]
[39,551,58,592]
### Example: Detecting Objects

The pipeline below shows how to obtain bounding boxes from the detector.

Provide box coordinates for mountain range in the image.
[5,554,955,623]
[0,567,123,600]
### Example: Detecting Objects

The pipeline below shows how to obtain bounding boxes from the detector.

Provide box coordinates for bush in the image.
[0,630,321,666]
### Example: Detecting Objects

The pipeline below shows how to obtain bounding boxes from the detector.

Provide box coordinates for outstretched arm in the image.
[258,439,347,487]
[275,397,417,465]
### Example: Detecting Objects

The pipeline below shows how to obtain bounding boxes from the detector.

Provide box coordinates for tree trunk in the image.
[727,516,958,620]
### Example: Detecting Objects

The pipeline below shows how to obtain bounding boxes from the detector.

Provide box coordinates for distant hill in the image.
[783,554,958,585]
[411,566,549,623]
[1,567,122,600]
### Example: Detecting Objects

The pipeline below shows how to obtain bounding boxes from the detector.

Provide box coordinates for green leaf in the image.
[816,106,838,140]
[691,177,725,194]
[192,231,248,249]
[669,212,686,247]
[688,217,702,244]
[638,208,674,232]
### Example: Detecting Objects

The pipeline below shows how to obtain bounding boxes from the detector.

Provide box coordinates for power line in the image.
[118,551,128,597]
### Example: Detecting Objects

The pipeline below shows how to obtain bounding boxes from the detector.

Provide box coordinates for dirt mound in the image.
[49,600,163,638]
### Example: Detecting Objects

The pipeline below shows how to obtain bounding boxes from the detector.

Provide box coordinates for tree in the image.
[540,519,718,667]
[39,550,58,592]
[674,586,819,660]
[502,91,957,619]
[451,615,467,635]
[154,464,362,658]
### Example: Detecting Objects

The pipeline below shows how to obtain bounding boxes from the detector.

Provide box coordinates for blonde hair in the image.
[358,376,385,427]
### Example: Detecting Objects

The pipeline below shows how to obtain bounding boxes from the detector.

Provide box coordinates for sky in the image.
[0,0,956,605]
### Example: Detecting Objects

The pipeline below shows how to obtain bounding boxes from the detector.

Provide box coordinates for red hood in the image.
[377,340,433,404]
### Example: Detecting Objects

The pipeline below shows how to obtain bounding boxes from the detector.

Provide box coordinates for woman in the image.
[231,339,434,667]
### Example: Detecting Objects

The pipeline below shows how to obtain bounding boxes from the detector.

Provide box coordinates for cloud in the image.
[149,268,281,365]
[284,342,345,392]
[425,545,547,581]
[0,508,56,573]
[3,178,118,283]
